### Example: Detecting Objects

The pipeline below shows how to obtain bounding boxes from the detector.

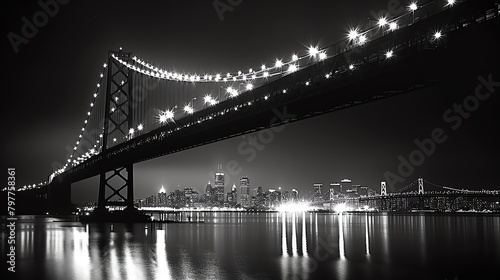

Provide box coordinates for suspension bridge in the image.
[4,0,499,215]
[318,178,500,211]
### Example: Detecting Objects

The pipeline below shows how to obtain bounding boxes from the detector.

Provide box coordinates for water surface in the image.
[2,213,499,279]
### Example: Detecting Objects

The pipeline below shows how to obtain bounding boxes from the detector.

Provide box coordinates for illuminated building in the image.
[240,176,250,207]
[157,185,167,206]
[330,182,341,194]
[340,179,352,194]
[215,164,225,206]
[314,183,323,202]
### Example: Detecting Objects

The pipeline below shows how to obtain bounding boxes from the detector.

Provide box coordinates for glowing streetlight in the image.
[319,52,327,60]
[308,46,319,56]
[159,109,174,124]
[292,54,299,61]
[409,2,417,23]
[433,31,442,40]
[137,124,143,131]
[227,87,238,97]
[246,83,253,91]
[184,105,194,114]
[204,95,212,104]
[275,59,283,68]
[378,17,388,27]
[389,22,398,31]
[446,0,456,7]
[348,29,359,41]
[385,50,394,59]
[358,35,367,44]
[288,64,298,73]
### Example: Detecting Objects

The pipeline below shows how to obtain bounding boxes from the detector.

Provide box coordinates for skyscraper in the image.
[205,181,212,196]
[157,185,167,207]
[215,164,225,206]
[313,183,323,202]
[330,183,341,194]
[240,176,250,207]
[227,183,238,208]
[314,183,323,195]
[292,189,299,202]
[340,179,352,194]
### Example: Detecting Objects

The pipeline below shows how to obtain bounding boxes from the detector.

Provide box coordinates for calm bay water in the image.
[2,213,499,280]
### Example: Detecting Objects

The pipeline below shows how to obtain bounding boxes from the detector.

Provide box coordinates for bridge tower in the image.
[96,49,135,212]
[381,182,387,196]
[418,178,424,195]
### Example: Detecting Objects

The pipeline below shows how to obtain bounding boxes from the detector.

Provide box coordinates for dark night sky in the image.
[2,0,499,203]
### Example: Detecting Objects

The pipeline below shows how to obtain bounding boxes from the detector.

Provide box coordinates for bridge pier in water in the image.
[47,181,73,215]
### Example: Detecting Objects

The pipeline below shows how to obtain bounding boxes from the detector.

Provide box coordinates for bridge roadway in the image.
[55,0,498,186]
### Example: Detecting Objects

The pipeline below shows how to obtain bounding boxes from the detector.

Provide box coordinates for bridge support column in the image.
[47,181,72,215]
[96,163,135,212]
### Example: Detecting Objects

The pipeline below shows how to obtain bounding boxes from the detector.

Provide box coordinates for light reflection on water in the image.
[3,213,500,279]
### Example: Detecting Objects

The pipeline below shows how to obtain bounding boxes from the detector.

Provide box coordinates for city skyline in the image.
[2,1,499,279]
[3,0,499,204]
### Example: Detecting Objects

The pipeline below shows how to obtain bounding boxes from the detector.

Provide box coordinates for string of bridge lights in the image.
[46,0,453,184]
[112,49,323,84]
[50,63,108,179]
[113,0,451,85]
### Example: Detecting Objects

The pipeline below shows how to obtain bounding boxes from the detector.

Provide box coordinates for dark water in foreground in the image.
[1,212,499,280]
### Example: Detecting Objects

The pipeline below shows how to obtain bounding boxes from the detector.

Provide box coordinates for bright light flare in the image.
[159,109,174,124]
[348,29,359,40]
[433,31,442,39]
[227,87,239,97]
[446,0,456,6]
[389,22,398,31]
[378,17,388,27]
[308,46,319,56]
[319,52,327,60]
[385,50,394,58]
[137,124,144,131]
[409,2,418,11]
[359,35,367,44]
[288,64,298,73]
[277,202,311,213]
[129,128,135,135]
[246,83,253,91]
[275,59,283,68]
[204,95,213,104]
[292,54,299,61]
[334,203,347,213]
[184,105,194,114]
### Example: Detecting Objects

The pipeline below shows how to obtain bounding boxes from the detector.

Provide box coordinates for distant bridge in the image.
[3,0,499,215]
